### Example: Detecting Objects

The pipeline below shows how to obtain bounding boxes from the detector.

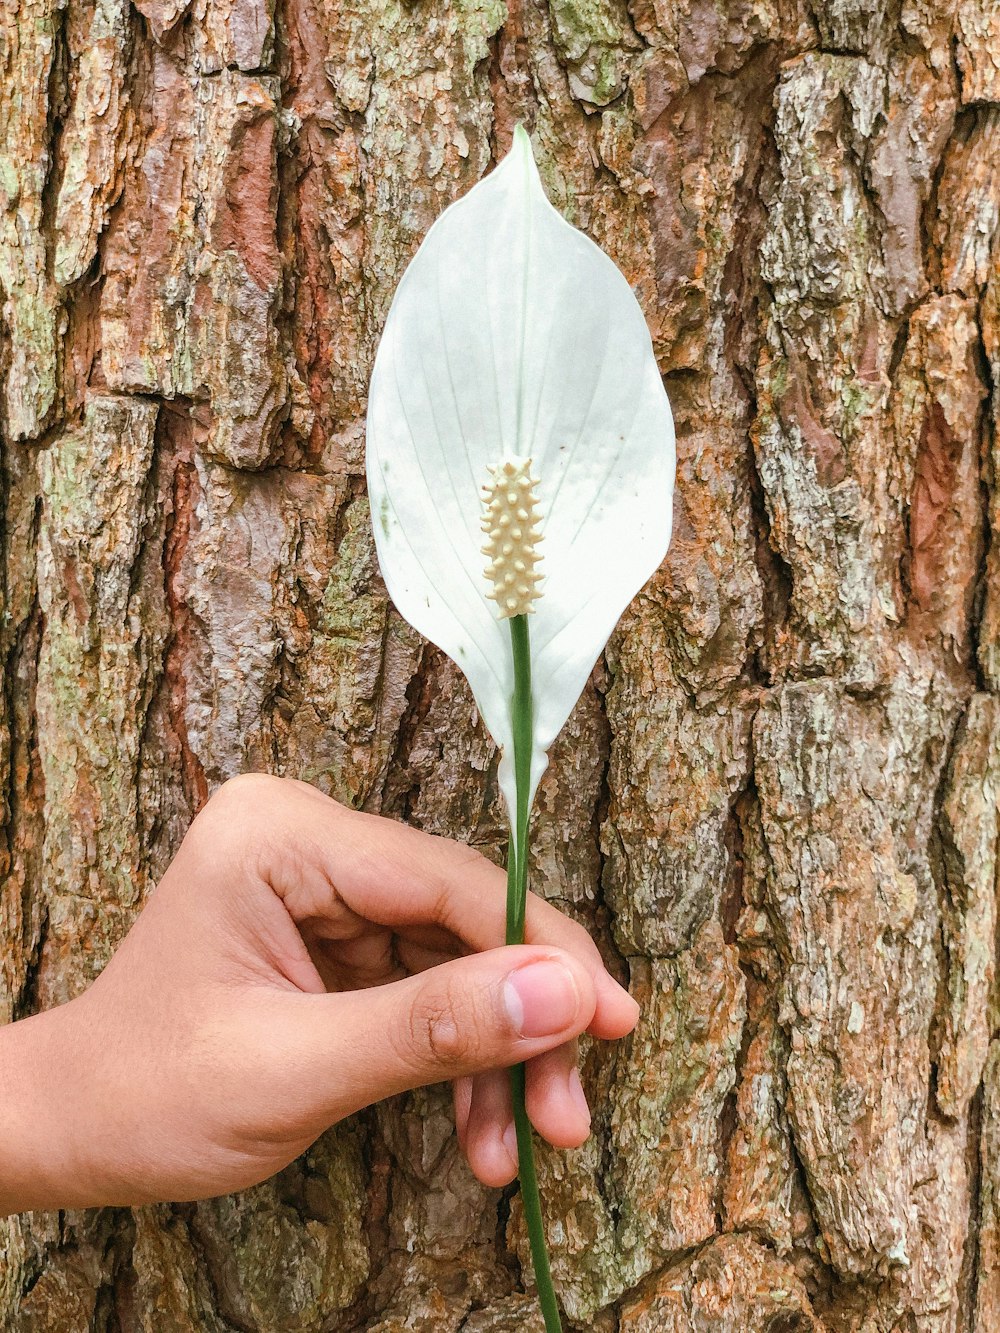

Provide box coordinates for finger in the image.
[335,812,641,1037]
[329,806,589,959]
[524,1040,590,1149]
[462,1037,590,1174]
[214,778,640,1038]
[273,945,597,1120]
[584,970,640,1041]
[453,1076,473,1152]
[464,1069,517,1187]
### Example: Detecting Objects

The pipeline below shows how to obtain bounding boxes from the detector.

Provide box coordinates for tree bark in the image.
[0,0,998,1327]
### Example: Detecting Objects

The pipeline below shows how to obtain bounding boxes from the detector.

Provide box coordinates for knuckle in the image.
[215,772,285,812]
[406,983,470,1069]
[427,839,503,927]
[187,773,286,862]
[447,840,493,874]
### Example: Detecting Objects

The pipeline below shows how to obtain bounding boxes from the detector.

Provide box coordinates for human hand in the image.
[0,775,639,1212]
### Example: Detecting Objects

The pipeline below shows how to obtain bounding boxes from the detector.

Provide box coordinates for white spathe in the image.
[366,125,675,827]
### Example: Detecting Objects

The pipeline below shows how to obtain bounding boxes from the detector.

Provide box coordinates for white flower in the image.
[366,126,675,825]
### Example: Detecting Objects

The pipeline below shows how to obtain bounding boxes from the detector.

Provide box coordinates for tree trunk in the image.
[1,0,998,1327]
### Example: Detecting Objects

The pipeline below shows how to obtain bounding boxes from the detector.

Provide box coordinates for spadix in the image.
[480,456,544,618]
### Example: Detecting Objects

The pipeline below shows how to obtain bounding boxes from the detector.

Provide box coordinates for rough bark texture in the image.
[0,0,998,1327]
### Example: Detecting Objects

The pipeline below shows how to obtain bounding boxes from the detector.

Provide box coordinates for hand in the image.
[0,775,639,1212]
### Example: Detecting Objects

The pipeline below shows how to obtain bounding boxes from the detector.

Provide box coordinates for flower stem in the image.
[505,614,562,1333]
[506,614,532,946]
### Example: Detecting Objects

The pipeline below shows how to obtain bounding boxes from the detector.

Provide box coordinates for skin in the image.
[0,774,640,1214]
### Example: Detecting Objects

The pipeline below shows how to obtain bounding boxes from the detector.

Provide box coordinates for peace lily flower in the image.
[367,126,675,831]
[366,125,675,1330]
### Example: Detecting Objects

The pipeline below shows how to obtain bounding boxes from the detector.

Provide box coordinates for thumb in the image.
[287,946,598,1115]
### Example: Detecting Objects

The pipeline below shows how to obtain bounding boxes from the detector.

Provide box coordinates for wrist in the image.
[0,998,101,1214]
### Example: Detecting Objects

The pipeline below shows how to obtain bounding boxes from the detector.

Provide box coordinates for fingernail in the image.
[503,960,581,1038]
[502,1121,519,1171]
[568,1066,591,1126]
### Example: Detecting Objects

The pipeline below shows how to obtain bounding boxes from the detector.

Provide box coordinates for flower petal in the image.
[366,126,675,822]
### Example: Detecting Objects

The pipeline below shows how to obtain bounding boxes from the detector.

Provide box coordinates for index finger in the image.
[248,777,640,1040]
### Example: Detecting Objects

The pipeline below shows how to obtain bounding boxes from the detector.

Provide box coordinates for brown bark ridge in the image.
[0,0,997,1326]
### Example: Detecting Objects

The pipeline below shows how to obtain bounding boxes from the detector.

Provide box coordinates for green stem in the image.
[506,614,532,947]
[505,614,562,1333]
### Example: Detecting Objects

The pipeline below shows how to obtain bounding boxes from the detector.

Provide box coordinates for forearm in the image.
[0,1001,96,1215]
